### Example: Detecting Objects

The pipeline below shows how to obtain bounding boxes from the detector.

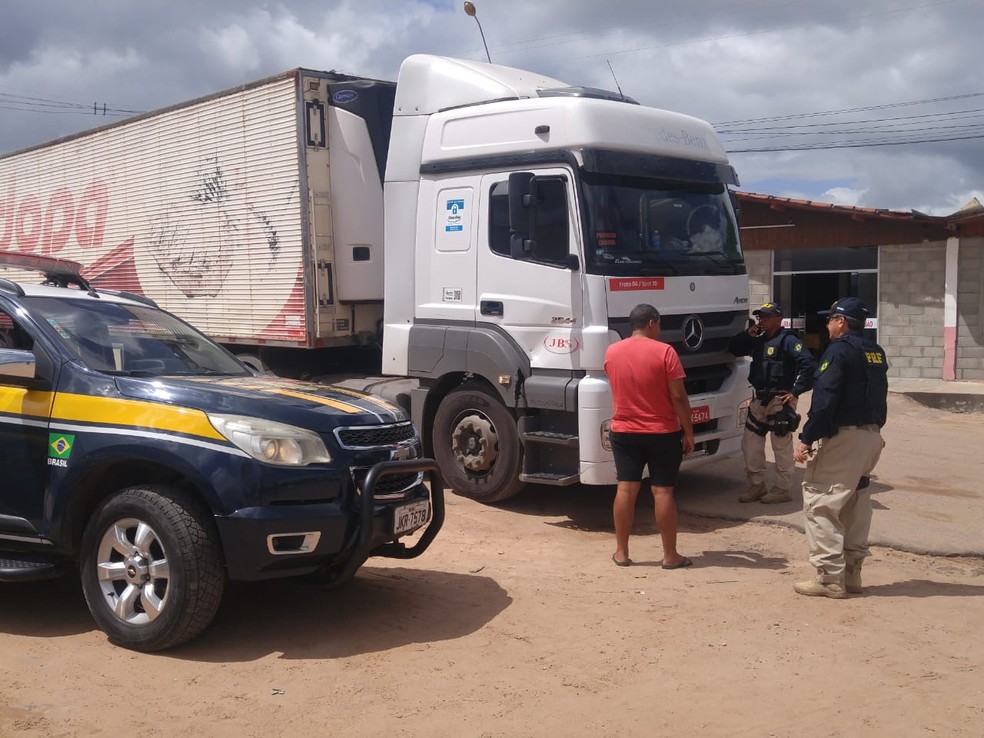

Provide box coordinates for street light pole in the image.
[463,2,492,64]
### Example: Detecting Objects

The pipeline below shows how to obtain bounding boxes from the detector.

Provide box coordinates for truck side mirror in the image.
[728,188,741,222]
[508,172,534,257]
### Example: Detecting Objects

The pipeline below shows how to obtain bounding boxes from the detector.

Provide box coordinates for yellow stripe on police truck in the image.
[51,393,225,440]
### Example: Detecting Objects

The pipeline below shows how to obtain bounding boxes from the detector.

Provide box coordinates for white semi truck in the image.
[0,54,750,502]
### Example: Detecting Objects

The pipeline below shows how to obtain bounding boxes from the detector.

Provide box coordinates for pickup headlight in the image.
[208,414,331,466]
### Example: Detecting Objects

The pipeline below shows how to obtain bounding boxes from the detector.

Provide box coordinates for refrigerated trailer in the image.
[0,54,751,502]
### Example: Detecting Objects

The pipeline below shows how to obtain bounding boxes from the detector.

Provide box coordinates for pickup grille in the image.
[352,467,422,500]
[335,421,417,449]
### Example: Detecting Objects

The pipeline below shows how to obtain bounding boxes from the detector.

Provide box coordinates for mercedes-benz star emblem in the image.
[682,315,704,351]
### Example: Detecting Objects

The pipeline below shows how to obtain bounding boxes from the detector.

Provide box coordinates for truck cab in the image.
[0,251,443,651]
[382,56,750,502]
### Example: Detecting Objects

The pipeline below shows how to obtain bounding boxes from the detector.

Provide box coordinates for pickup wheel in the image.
[80,485,225,652]
[433,386,525,503]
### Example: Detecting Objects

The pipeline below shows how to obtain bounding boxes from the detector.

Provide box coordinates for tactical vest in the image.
[749,330,795,391]
[842,333,889,427]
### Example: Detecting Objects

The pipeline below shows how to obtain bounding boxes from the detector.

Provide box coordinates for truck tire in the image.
[235,353,269,374]
[433,386,525,503]
[80,485,225,652]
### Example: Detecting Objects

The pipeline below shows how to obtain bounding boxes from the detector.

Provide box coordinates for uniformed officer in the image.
[728,302,817,504]
[792,297,889,599]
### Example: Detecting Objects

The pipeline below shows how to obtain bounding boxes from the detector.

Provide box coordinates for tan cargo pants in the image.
[742,395,796,491]
[801,425,885,583]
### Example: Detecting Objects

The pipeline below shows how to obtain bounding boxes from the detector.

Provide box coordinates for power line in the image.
[717,92,984,127]
[727,131,984,153]
[0,91,143,117]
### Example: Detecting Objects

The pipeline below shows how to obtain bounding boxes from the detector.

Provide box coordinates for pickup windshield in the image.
[24,296,250,377]
[581,172,743,277]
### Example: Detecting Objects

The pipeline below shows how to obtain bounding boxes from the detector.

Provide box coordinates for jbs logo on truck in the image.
[543,336,580,354]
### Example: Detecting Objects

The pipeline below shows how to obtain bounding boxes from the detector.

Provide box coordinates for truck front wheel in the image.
[433,386,525,503]
[80,485,225,652]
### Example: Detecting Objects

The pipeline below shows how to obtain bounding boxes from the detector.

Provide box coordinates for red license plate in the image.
[691,405,711,424]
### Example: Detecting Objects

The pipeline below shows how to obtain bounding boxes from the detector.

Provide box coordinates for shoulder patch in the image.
[819,360,830,373]
[766,347,775,356]
[794,342,803,352]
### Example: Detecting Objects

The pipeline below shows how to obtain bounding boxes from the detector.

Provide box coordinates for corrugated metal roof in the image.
[736,191,949,224]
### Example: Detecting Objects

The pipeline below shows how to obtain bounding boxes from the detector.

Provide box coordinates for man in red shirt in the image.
[604,304,695,569]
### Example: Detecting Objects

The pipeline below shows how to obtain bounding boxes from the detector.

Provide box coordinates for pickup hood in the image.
[113,375,407,433]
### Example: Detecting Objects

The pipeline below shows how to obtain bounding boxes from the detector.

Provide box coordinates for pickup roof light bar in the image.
[0,250,95,294]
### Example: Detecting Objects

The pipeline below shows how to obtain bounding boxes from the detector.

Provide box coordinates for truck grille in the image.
[334,421,417,449]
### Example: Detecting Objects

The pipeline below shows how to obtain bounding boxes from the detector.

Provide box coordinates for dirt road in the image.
[2,395,982,737]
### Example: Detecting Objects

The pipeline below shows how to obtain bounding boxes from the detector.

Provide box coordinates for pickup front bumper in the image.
[216,458,445,581]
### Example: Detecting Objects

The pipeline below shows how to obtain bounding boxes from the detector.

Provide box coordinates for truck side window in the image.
[488,176,570,266]
[530,177,569,266]
[489,181,511,256]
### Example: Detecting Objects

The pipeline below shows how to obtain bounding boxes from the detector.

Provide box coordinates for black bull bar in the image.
[331,458,445,585]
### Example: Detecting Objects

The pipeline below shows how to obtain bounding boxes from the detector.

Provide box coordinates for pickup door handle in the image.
[480,300,503,316]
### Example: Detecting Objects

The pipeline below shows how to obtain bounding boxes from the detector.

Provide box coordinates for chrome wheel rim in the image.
[95,517,171,624]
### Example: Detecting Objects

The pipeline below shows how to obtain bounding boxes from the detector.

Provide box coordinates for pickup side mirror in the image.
[0,349,38,388]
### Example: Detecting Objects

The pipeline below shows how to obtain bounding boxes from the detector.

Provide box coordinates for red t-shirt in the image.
[604,336,686,434]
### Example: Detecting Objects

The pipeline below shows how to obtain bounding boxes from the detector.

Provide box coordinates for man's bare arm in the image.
[668,378,695,454]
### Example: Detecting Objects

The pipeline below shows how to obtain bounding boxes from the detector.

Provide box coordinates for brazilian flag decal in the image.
[49,433,75,460]
[819,360,830,373]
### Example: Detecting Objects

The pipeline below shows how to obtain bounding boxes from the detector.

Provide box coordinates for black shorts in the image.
[610,430,684,486]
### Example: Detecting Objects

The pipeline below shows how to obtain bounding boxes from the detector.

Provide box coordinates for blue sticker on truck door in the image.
[445,199,465,232]
[436,189,473,253]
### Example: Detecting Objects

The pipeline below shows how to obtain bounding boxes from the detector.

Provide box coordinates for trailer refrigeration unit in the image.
[0,55,751,502]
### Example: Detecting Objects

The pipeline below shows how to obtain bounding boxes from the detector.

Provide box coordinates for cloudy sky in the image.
[1,0,981,215]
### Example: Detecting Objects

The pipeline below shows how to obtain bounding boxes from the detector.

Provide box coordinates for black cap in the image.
[819,297,869,322]
[752,302,782,317]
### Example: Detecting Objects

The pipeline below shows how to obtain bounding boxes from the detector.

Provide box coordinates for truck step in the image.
[519,472,579,486]
[521,431,579,448]
[0,555,67,583]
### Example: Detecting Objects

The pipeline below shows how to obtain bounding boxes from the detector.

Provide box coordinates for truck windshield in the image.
[24,296,251,377]
[581,172,743,277]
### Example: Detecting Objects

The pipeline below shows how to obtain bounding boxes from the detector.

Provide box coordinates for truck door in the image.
[476,169,582,367]
[0,308,51,537]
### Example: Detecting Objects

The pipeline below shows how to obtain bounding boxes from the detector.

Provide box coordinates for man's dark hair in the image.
[629,303,661,330]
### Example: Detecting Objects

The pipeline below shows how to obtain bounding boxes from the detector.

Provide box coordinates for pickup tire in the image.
[433,386,525,503]
[80,485,225,652]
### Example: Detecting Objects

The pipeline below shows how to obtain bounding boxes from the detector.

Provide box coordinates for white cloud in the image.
[200,22,261,73]
[0,0,982,213]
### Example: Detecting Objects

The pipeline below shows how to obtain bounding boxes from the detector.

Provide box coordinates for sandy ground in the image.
[2,395,983,737]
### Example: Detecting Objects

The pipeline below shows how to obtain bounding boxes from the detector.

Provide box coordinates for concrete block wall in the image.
[879,242,946,378]
[956,238,984,380]
[744,249,772,311]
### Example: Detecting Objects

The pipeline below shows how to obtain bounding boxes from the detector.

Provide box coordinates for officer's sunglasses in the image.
[826,314,844,324]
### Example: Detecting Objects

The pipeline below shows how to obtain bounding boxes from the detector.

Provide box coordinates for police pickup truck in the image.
[0,251,443,651]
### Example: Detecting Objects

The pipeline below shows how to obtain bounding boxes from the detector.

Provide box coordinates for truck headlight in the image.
[208,414,332,466]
